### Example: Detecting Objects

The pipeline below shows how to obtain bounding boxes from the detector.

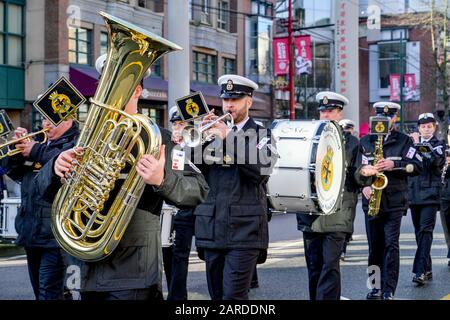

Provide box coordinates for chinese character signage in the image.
[273,38,289,76]
[390,74,418,102]
[273,35,312,76]
[335,0,359,126]
[390,74,401,101]
[404,73,418,101]
[294,35,312,75]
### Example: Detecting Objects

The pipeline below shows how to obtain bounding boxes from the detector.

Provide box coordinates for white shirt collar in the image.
[421,136,432,143]
[234,117,249,131]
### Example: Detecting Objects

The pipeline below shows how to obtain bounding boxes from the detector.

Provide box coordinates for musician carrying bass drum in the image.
[269,91,359,300]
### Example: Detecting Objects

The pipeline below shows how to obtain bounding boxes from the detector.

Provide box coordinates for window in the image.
[137,0,164,12]
[301,0,332,26]
[200,0,210,24]
[246,16,272,80]
[193,51,217,83]
[68,27,92,65]
[252,0,274,16]
[32,109,45,131]
[378,41,406,88]
[222,57,235,75]
[100,31,108,56]
[151,58,161,77]
[218,0,230,31]
[77,103,89,127]
[140,106,164,127]
[313,43,331,89]
[0,2,24,66]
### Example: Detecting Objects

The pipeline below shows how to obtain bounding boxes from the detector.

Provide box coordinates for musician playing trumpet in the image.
[408,113,445,286]
[355,102,422,300]
[1,116,79,300]
[192,74,277,300]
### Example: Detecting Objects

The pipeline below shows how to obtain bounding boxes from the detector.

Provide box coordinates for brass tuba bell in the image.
[51,12,182,261]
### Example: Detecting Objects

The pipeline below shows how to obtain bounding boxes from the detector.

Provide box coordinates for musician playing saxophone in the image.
[355,102,422,300]
[35,55,209,300]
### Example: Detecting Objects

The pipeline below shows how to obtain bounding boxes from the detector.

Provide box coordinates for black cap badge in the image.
[226,80,234,91]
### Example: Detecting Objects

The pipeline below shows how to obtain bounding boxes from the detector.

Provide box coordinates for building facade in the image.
[359,2,437,134]
[0,0,276,132]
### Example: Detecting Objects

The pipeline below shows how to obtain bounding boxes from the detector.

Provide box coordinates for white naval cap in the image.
[316,91,349,111]
[169,105,182,123]
[418,112,436,124]
[373,102,401,116]
[339,119,355,130]
[95,54,151,79]
[218,74,258,98]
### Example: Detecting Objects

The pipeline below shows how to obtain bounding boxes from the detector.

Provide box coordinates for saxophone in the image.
[51,12,182,261]
[367,135,388,216]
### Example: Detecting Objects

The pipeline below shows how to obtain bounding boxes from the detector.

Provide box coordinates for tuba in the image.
[51,12,182,261]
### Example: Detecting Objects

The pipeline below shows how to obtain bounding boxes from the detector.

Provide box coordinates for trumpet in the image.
[0,128,50,159]
[182,112,234,147]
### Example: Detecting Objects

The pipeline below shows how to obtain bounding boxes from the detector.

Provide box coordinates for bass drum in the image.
[160,202,177,247]
[267,120,345,215]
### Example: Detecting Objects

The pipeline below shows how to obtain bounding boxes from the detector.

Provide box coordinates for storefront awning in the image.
[69,66,270,118]
[69,65,170,101]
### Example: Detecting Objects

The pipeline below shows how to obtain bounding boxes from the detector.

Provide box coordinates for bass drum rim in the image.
[313,120,345,215]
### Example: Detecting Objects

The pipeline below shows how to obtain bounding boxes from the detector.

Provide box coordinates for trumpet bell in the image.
[182,125,202,148]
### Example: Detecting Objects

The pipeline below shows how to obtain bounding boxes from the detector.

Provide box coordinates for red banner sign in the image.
[273,35,312,76]
[390,74,401,101]
[294,35,312,75]
[273,37,289,76]
[404,73,417,101]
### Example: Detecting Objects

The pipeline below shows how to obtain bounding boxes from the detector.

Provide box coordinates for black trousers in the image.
[364,210,403,295]
[167,216,195,300]
[80,284,163,300]
[440,200,450,259]
[303,231,346,300]
[203,248,260,300]
[25,247,65,300]
[410,204,438,274]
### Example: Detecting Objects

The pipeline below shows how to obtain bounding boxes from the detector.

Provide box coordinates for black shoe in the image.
[366,288,382,300]
[448,260,450,267]
[412,273,426,286]
[425,271,433,281]
[250,281,259,289]
[383,292,394,300]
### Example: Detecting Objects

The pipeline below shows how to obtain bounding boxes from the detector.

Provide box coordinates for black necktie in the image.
[232,125,237,132]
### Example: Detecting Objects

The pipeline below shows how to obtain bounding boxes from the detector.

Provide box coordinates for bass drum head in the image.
[314,121,345,215]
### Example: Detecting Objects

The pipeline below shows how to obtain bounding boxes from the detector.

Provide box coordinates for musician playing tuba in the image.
[408,113,445,286]
[35,54,209,300]
[355,102,422,300]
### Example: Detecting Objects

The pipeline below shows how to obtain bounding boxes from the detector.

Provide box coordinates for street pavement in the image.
[1,200,449,300]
